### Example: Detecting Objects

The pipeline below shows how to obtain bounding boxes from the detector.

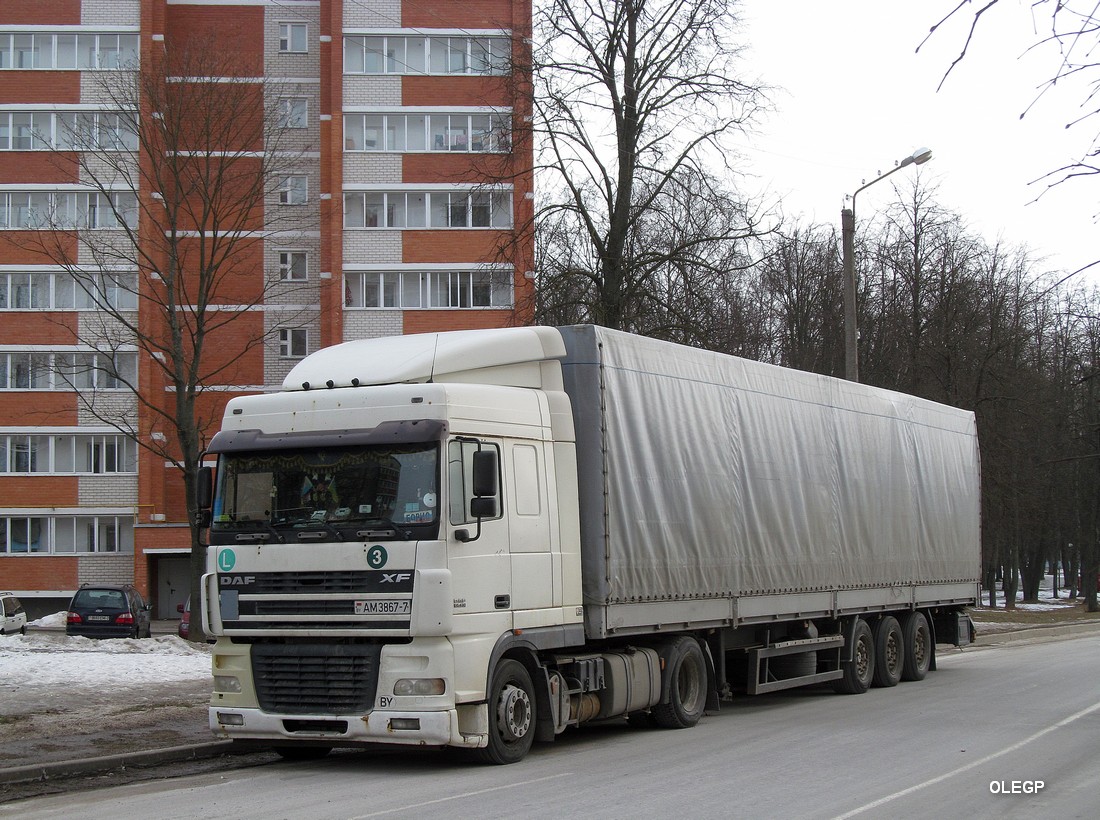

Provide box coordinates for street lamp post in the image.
[841,146,932,382]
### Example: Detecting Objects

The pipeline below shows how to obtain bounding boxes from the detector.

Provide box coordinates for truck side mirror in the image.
[456,448,499,543]
[471,449,498,498]
[196,465,214,528]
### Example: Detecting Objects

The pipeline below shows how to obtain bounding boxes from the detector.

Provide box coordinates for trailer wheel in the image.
[652,637,707,729]
[478,659,536,765]
[833,618,874,695]
[872,616,903,687]
[900,611,931,681]
[274,745,332,761]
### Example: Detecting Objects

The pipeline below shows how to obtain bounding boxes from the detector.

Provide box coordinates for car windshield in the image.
[211,443,439,533]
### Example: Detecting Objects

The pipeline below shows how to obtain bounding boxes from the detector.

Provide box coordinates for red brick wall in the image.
[0,313,77,345]
[165,5,265,77]
[402,153,513,185]
[0,394,77,424]
[0,232,78,265]
[403,310,516,334]
[0,73,81,104]
[0,1,80,25]
[0,556,78,588]
[402,0,513,29]
[0,476,78,506]
[0,153,79,184]
[402,230,511,264]
[402,76,510,108]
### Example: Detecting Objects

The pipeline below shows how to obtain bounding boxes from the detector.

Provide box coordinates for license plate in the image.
[354,600,410,615]
[87,615,111,622]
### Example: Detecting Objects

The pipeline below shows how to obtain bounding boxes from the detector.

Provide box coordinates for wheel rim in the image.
[913,626,927,669]
[855,635,871,680]
[886,632,900,673]
[497,683,532,742]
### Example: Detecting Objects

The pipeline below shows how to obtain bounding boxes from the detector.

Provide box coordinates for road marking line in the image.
[834,699,1100,819]
[349,772,573,818]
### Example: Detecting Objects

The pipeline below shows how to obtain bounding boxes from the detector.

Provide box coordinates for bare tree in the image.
[11,34,316,638]
[533,0,768,332]
[923,1,1100,271]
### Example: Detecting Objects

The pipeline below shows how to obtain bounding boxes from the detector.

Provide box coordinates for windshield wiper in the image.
[355,518,413,541]
[296,520,344,542]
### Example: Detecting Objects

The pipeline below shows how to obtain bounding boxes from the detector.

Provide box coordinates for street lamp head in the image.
[899,147,933,168]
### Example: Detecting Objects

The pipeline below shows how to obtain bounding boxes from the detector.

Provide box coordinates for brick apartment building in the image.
[0,0,534,619]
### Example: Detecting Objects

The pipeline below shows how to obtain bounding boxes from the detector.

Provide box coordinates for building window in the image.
[278,176,307,205]
[279,23,308,53]
[0,32,139,70]
[277,251,308,281]
[0,514,135,554]
[344,112,510,153]
[0,433,138,474]
[0,191,137,229]
[0,270,138,311]
[344,270,513,309]
[278,98,308,129]
[343,190,511,229]
[279,328,308,358]
[0,351,137,390]
[344,35,509,76]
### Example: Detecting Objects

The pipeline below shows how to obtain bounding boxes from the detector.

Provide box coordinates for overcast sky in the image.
[741,1,1097,280]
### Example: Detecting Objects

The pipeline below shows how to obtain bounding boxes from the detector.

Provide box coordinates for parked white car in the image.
[1,592,27,636]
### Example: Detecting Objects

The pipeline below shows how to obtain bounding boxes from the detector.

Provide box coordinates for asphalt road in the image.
[3,634,1098,819]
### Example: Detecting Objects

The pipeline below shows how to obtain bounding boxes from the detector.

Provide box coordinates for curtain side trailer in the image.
[200,325,980,763]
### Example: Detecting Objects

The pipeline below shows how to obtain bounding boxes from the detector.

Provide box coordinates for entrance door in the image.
[156,556,191,619]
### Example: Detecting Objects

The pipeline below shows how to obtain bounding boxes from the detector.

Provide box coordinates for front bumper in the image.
[209,706,486,749]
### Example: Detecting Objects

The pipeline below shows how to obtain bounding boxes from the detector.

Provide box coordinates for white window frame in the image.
[277,250,308,281]
[278,176,308,205]
[278,98,308,129]
[344,269,513,310]
[279,22,308,54]
[278,328,308,358]
[343,35,510,76]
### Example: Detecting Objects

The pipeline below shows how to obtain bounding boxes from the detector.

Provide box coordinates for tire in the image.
[477,659,536,764]
[900,611,931,681]
[833,618,874,695]
[770,651,817,681]
[274,745,332,761]
[872,616,903,688]
[652,637,707,729]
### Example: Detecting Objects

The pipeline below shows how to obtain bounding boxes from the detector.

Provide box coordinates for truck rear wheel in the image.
[872,616,903,687]
[478,659,536,764]
[900,611,931,681]
[652,637,706,729]
[833,618,874,695]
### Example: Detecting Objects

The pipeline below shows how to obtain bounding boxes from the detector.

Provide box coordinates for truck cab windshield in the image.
[210,443,439,541]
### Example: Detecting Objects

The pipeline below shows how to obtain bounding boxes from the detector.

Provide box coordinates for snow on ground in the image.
[0,613,210,689]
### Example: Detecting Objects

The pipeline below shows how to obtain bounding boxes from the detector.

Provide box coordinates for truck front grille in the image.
[251,642,382,714]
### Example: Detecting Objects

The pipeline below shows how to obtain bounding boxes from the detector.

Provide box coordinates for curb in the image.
[972,620,1100,645]
[0,741,235,786]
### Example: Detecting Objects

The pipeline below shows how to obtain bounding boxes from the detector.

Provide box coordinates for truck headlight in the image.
[393,678,445,696]
[214,675,242,693]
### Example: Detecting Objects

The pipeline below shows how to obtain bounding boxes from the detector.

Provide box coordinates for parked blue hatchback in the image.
[66,584,152,639]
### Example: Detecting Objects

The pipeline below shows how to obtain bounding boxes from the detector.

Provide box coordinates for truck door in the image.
[507,442,554,611]
[447,438,510,616]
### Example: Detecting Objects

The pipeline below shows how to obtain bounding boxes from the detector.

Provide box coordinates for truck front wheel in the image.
[478,659,536,764]
[652,637,707,729]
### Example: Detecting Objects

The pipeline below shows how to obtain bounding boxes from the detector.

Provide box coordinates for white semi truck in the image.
[199,325,980,764]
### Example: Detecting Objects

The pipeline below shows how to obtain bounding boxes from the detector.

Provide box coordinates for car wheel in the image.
[477,659,537,764]
[652,636,707,729]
